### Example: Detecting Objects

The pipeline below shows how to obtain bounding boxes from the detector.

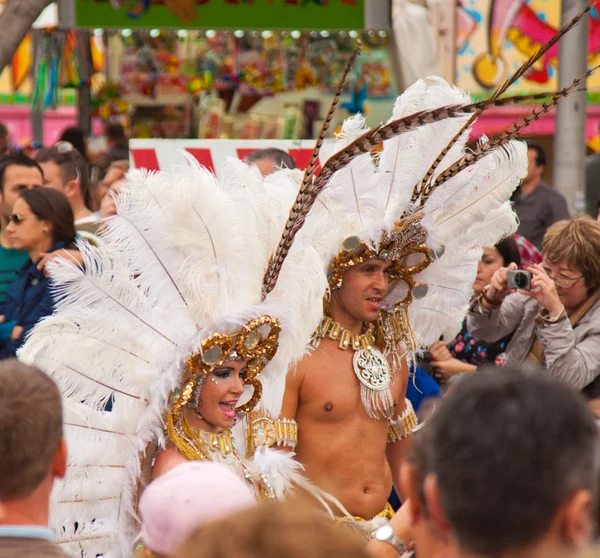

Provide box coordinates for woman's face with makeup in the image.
[195,360,247,431]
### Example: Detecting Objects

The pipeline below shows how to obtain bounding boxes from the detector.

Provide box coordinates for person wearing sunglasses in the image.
[35,142,101,246]
[0,152,44,305]
[467,215,600,392]
[0,187,75,358]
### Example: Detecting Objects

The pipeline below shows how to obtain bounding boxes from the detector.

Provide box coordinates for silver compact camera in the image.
[506,269,531,291]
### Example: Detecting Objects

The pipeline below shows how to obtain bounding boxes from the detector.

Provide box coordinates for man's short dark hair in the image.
[246,148,296,170]
[104,122,127,144]
[0,360,63,500]
[429,368,598,556]
[0,152,43,194]
[0,122,7,139]
[36,143,92,208]
[526,142,547,168]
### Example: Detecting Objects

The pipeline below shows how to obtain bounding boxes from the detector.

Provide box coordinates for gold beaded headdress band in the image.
[328,214,437,299]
[168,316,281,432]
[325,214,446,372]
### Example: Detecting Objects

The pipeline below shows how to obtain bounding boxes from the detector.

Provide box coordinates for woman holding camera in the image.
[467,216,600,390]
[429,237,521,381]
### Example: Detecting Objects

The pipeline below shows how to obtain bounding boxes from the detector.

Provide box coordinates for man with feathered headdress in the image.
[249,75,531,548]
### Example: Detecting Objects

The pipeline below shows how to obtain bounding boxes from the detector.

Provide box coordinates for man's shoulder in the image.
[536,182,568,203]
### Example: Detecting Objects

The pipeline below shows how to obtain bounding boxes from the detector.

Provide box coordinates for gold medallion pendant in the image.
[353,347,395,420]
[353,348,391,391]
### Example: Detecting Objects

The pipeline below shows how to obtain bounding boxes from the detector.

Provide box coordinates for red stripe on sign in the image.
[184,148,215,173]
[236,148,256,162]
[130,148,160,171]
[289,148,321,174]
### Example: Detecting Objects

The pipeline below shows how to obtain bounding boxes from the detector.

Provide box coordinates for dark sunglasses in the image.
[7,213,27,225]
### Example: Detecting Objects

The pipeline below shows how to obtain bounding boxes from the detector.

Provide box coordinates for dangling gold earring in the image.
[323,295,332,318]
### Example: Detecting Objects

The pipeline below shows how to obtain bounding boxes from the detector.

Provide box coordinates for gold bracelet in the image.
[250,416,298,450]
[387,399,419,443]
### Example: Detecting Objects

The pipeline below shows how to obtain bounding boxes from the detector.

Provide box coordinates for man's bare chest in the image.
[297,345,401,423]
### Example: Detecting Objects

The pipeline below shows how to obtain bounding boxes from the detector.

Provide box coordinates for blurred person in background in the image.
[0,360,68,558]
[0,188,75,358]
[96,122,129,172]
[512,142,570,250]
[172,500,370,558]
[99,178,125,219]
[377,427,453,558]
[58,126,88,163]
[95,160,128,215]
[245,148,296,176]
[35,142,100,245]
[467,216,600,392]
[0,122,9,156]
[425,369,597,558]
[430,237,521,382]
[0,153,43,303]
[136,462,255,557]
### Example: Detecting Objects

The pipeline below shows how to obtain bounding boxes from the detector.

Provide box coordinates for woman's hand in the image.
[9,325,23,341]
[432,357,477,380]
[487,262,519,301]
[429,341,452,363]
[37,249,84,275]
[518,263,564,317]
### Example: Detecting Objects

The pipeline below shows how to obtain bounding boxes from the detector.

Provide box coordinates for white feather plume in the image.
[18,160,295,557]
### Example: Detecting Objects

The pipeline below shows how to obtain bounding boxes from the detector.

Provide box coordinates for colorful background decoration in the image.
[456,0,600,95]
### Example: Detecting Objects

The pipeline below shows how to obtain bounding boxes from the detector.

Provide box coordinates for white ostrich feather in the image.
[18,163,292,557]
[377,77,472,225]
[429,141,527,238]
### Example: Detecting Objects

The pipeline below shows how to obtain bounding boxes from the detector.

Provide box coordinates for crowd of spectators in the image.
[1,125,600,558]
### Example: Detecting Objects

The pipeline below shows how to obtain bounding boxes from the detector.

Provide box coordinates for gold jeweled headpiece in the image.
[328,214,437,301]
[168,315,281,429]
[325,213,446,377]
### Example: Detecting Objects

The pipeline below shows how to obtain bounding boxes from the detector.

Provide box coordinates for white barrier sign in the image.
[129,139,337,178]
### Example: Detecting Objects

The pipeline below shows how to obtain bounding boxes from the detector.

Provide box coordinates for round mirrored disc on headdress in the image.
[202,346,223,365]
[342,236,361,251]
[413,282,429,299]
[244,328,262,350]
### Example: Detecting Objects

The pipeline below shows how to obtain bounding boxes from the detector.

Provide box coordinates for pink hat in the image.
[139,461,255,555]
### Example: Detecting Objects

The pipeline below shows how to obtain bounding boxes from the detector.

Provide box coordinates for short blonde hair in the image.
[172,500,369,558]
[542,216,600,291]
[0,360,63,499]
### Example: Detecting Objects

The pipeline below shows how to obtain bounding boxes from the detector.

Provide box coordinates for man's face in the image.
[39,160,67,192]
[331,259,392,323]
[251,157,276,177]
[0,164,43,219]
[525,148,543,184]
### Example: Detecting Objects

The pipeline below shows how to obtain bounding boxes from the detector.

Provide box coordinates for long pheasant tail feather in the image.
[299,40,362,195]
[413,114,476,202]
[431,64,598,190]
[262,41,361,297]
[411,89,574,201]
[415,4,593,204]
[315,103,480,196]
[493,2,593,99]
